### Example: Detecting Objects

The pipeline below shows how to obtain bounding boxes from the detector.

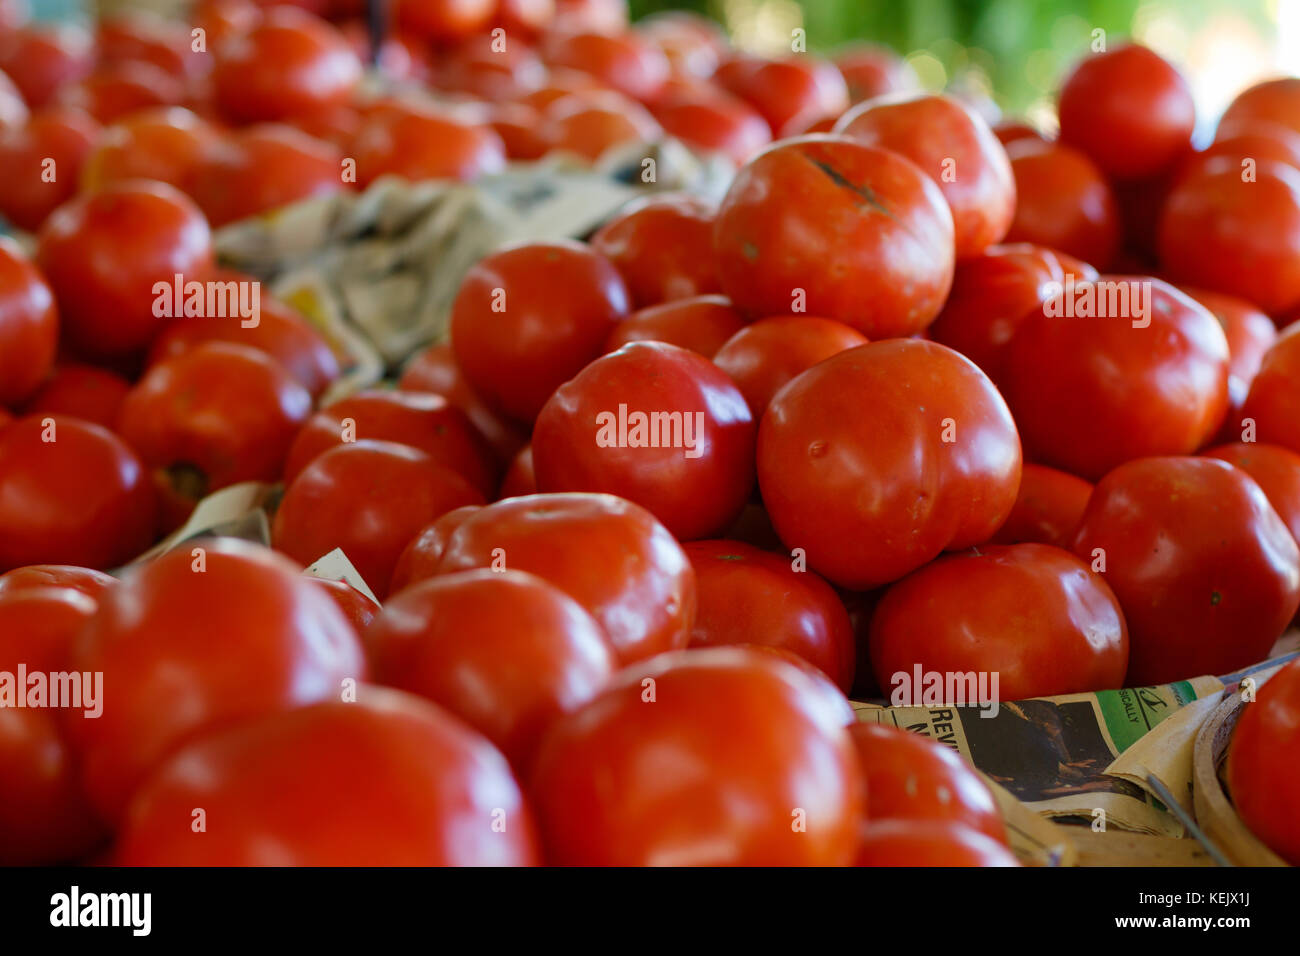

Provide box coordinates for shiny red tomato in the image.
[0,67,27,130]
[0,587,105,865]
[1227,656,1300,865]
[713,136,954,338]
[115,687,539,865]
[0,237,56,409]
[450,240,631,423]
[19,363,129,431]
[0,564,116,603]
[1241,327,1300,456]
[498,445,537,500]
[683,539,855,691]
[989,463,1093,549]
[590,193,722,307]
[1180,287,1277,444]
[1001,277,1229,480]
[79,106,219,194]
[212,7,361,124]
[351,102,505,186]
[436,34,545,101]
[529,646,864,865]
[857,820,1019,867]
[55,61,184,124]
[543,30,669,103]
[714,54,849,138]
[367,569,614,774]
[848,722,1005,843]
[834,93,1014,258]
[542,91,661,161]
[649,86,770,165]
[1219,78,1300,140]
[36,179,213,359]
[0,415,156,572]
[67,539,365,823]
[553,0,628,33]
[532,341,755,541]
[712,315,867,418]
[637,11,726,79]
[870,542,1128,700]
[273,440,485,599]
[118,341,313,495]
[395,0,496,42]
[0,23,92,108]
[1071,456,1300,685]
[1058,43,1195,181]
[836,45,919,103]
[498,0,556,36]
[387,504,482,596]
[435,493,695,666]
[1203,443,1300,546]
[311,576,380,636]
[484,101,548,160]
[603,295,747,359]
[0,105,100,231]
[1003,139,1120,269]
[758,339,1021,590]
[95,13,206,81]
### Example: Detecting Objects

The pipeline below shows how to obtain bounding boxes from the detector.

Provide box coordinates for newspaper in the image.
[303,548,380,605]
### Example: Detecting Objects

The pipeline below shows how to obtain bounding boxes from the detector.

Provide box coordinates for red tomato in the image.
[836,45,919,103]
[95,13,206,80]
[712,315,867,418]
[1003,139,1120,269]
[1242,327,1300,456]
[529,646,864,865]
[0,67,27,130]
[1072,456,1300,685]
[1219,77,1300,140]
[212,7,361,124]
[189,123,347,227]
[0,415,156,572]
[542,90,662,161]
[0,587,104,865]
[498,445,536,499]
[651,88,771,166]
[713,136,954,338]
[0,105,100,231]
[835,93,1015,258]
[1203,443,1300,546]
[485,101,549,160]
[367,569,613,773]
[993,120,1046,147]
[1001,277,1229,481]
[116,687,539,865]
[1181,128,1300,183]
[0,236,56,408]
[1158,157,1300,316]
[396,0,496,42]
[79,106,219,193]
[715,54,850,138]
[436,34,545,101]
[1181,287,1277,443]
[311,575,380,635]
[532,341,755,541]
[1227,656,1300,865]
[870,542,1128,700]
[636,11,726,79]
[590,193,721,306]
[435,493,695,666]
[989,464,1093,549]
[553,0,628,33]
[848,723,1005,843]
[388,505,482,596]
[499,0,555,36]
[36,180,213,359]
[684,539,855,691]
[1058,43,1195,181]
[194,0,262,49]
[603,295,747,358]
[0,23,91,109]
[544,30,669,103]
[282,389,497,496]
[20,363,129,431]
[55,61,184,124]
[118,342,313,495]
[857,820,1019,867]
[450,240,630,423]
[67,539,365,823]
[274,441,485,599]
[351,102,505,186]
[758,339,1021,590]
[0,564,115,603]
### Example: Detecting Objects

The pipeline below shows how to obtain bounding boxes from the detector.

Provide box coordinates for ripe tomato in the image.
[311,576,380,636]
[1158,157,1300,316]
[542,91,661,161]
[714,54,850,138]
[19,363,130,431]
[870,542,1128,700]
[0,236,56,408]
[543,30,669,103]
[36,180,213,359]
[529,646,863,865]
[993,120,1046,147]
[0,67,27,130]
[0,105,100,231]
[118,341,313,496]
[649,86,770,166]
[0,23,92,109]
[553,0,628,33]
[683,539,855,691]
[603,295,747,359]
[1241,327,1300,456]
[1180,128,1300,183]
[637,11,726,79]
[1072,456,1300,685]
[0,415,156,572]
[1003,139,1120,269]
[1219,78,1300,140]
[367,569,614,773]
[713,136,954,338]
[0,587,105,865]
[67,538,365,823]
[1001,277,1229,481]
[115,687,539,865]
[55,61,184,124]
[712,315,867,418]
[435,493,695,666]
[857,821,1019,867]
[590,194,722,307]
[0,564,115,603]
[532,341,755,541]
[1057,44,1195,181]
[282,389,498,496]
[395,0,496,42]
[95,13,206,81]
[498,0,556,37]
[499,445,537,499]
[1227,656,1300,865]
[211,7,361,124]
[848,723,1005,843]
[1181,287,1277,443]
[989,464,1093,549]
[757,339,1021,590]
[836,45,919,103]
[1203,443,1300,546]
[79,106,220,194]
[834,93,1014,258]
[450,240,630,423]
[436,34,545,101]
[274,441,485,599]
[351,103,505,186]
[388,504,482,596]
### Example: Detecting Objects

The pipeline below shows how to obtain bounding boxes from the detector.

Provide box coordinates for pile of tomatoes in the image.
[1,0,1300,867]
